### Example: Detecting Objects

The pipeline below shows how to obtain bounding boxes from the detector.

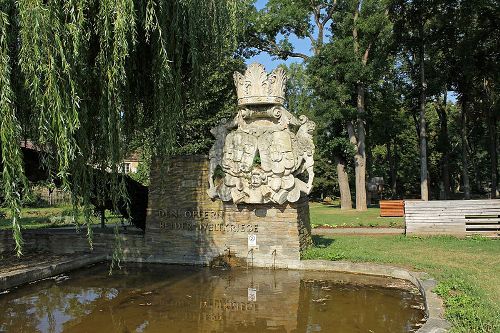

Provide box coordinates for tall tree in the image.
[309,0,392,211]
[485,79,499,198]
[446,0,499,199]
[0,0,239,253]
[368,61,408,198]
[243,0,355,209]
[245,0,392,211]
[283,63,341,203]
[391,0,435,200]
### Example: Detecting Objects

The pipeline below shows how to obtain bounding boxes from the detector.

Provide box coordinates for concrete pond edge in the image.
[0,254,107,291]
[295,260,451,333]
[1,256,450,333]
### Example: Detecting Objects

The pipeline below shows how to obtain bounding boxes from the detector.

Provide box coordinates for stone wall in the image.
[0,231,16,254]
[2,155,312,268]
[145,155,312,267]
[0,229,146,258]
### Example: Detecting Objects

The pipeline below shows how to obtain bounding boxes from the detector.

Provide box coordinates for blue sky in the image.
[245,0,312,71]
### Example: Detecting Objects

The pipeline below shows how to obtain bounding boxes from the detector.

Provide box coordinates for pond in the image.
[0,263,426,333]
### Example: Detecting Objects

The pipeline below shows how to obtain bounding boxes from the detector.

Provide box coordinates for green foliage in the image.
[283,63,315,118]
[129,161,150,187]
[308,0,393,120]
[0,0,240,252]
[310,152,337,199]
[128,151,151,186]
[212,165,225,182]
[109,224,123,275]
[242,0,321,59]
[173,56,244,155]
[22,191,49,208]
[281,63,338,198]
[244,0,498,201]
[0,8,28,255]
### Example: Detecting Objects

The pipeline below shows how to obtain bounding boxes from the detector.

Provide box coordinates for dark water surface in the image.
[0,263,426,333]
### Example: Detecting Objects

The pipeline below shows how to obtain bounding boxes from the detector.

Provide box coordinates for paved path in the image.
[312,227,405,235]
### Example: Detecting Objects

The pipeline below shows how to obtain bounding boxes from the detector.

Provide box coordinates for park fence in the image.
[405,199,500,238]
[32,186,72,206]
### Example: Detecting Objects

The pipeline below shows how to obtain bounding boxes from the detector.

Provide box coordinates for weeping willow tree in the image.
[0,0,239,254]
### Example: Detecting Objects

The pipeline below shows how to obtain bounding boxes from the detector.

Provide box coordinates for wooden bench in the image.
[380,200,405,217]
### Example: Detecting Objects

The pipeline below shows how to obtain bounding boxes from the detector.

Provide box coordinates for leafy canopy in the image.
[0,0,240,254]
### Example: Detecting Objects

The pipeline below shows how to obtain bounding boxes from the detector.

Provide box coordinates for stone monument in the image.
[207,63,316,205]
[145,63,315,267]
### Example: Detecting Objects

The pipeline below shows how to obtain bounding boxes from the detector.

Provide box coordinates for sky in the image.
[244,0,312,71]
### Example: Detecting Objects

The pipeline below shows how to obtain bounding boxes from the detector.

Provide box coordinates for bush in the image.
[23,192,50,208]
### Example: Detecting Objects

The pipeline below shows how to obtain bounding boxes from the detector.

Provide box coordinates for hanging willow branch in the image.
[0,0,240,253]
[0,9,28,255]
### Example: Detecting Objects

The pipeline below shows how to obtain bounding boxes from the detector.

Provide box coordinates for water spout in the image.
[247,248,254,269]
[224,246,231,257]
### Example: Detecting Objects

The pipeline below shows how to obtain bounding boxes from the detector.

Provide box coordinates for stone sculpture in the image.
[207,63,316,204]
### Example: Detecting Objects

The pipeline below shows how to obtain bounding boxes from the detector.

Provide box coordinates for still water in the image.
[0,263,426,333]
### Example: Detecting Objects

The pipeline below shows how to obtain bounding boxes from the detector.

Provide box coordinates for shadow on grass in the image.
[311,235,335,247]
[310,200,341,208]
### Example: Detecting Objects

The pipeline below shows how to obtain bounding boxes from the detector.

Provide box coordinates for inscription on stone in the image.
[158,221,258,233]
[156,209,223,219]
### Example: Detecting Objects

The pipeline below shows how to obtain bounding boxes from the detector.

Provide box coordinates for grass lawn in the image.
[303,235,500,333]
[0,206,121,230]
[309,201,405,228]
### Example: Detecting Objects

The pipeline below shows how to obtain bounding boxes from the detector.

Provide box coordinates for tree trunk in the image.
[100,207,106,228]
[335,155,352,210]
[366,122,372,182]
[418,37,429,201]
[387,140,398,198]
[461,98,471,199]
[355,84,367,211]
[488,106,498,198]
[437,91,450,199]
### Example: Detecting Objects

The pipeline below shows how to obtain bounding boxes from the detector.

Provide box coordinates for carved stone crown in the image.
[234,63,287,106]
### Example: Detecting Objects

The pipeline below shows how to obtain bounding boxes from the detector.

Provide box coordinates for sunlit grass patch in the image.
[0,206,120,230]
[309,202,404,228]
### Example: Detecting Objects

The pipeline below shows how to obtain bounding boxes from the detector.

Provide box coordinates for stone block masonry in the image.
[0,155,312,268]
[145,155,312,267]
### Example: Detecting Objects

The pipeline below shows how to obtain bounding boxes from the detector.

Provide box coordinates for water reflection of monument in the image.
[145,63,315,267]
[0,265,425,333]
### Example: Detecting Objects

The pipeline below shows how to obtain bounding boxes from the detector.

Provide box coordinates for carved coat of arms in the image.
[207,63,315,204]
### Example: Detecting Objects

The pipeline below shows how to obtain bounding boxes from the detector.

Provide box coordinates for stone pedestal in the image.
[145,155,312,267]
